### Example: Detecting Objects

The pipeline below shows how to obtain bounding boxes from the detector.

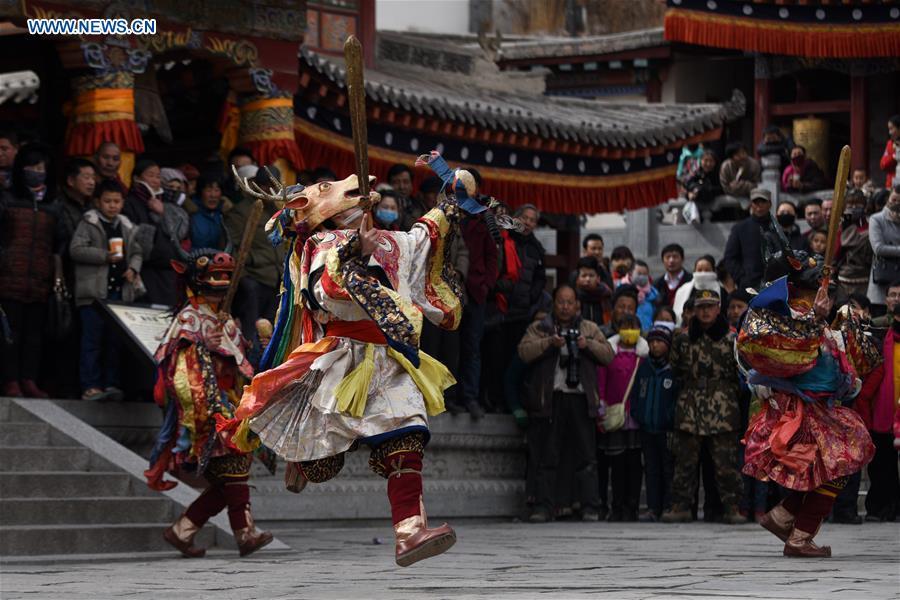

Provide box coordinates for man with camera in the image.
[518,285,614,522]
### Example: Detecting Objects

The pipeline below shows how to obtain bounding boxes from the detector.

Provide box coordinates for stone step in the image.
[0,399,40,423]
[0,523,217,556]
[251,477,525,520]
[0,422,73,447]
[0,497,175,526]
[0,446,92,471]
[0,472,137,499]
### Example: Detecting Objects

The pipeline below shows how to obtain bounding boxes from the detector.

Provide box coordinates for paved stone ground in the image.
[2,520,898,600]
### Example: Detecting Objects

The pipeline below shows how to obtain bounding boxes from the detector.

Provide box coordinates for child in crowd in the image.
[597,313,648,521]
[609,246,635,288]
[630,321,678,521]
[574,256,608,326]
[654,305,677,326]
[622,260,658,332]
[807,228,827,257]
[69,180,143,401]
[679,297,695,335]
[190,174,229,250]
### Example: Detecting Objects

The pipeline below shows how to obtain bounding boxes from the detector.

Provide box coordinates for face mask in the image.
[619,329,640,346]
[375,209,398,225]
[888,202,900,215]
[614,263,629,276]
[632,274,649,287]
[776,213,796,228]
[162,188,185,205]
[23,169,46,188]
[791,156,805,167]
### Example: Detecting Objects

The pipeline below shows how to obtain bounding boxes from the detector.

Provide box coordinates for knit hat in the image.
[646,321,674,347]
[160,167,187,185]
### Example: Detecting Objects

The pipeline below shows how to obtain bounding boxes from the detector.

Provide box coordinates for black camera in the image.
[558,327,580,388]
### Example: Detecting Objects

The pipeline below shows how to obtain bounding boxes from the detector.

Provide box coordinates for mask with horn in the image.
[170,245,235,301]
[762,213,825,291]
[231,166,379,236]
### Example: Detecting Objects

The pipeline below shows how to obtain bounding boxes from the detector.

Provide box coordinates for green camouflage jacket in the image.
[669,315,741,435]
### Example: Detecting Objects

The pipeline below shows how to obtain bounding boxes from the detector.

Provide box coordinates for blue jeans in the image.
[641,431,673,516]
[458,302,486,404]
[79,301,121,391]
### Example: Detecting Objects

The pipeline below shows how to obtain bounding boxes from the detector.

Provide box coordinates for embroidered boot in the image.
[284,461,308,494]
[783,528,831,558]
[163,514,206,558]
[233,508,274,557]
[394,497,457,567]
[385,451,455,567]
[759,503,796,542]
[224,481,273,557]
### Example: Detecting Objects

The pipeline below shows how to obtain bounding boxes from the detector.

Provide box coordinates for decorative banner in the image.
[64,72,144,184]
[238,94,305,172]
[665,0,900,59]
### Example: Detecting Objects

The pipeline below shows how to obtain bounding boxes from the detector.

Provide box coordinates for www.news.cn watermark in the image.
[27,18,157,36]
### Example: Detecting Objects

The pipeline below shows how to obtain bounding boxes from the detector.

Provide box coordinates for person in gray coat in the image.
[69,180,143,401]
[867,188,900,306]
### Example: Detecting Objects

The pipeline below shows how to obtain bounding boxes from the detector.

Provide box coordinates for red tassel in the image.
[664,10,900,59]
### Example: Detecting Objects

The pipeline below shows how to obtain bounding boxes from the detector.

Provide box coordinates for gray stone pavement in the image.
[2,520,898,600]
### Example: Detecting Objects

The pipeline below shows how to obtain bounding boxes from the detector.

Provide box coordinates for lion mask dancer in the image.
[145,243,275,559]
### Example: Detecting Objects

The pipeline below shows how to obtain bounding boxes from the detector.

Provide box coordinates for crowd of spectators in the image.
[1,116,898,525]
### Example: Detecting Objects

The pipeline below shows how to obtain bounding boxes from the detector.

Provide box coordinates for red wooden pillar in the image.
[850,75,868,172]
[754,76,770,148]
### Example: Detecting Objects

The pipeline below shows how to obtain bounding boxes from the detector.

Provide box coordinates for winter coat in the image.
[724,215,774,292]
[867,206,900,304]
[669,315,741,435]
[630,358,679,434]
[637,285,660,332]
[518,315,614,418]
[69,210,143,306]
[577,284,608,326]
[495,231,546,322]
[781,159,827,193]
[190,206,228,250]
[719,157,761,197]
[460,214,498,305]
[0,191,58,303]
[880,139,898,189]
[653,270,692,309]
[684,167,722,204]
[598,335,650,431]
[224,199,285,289]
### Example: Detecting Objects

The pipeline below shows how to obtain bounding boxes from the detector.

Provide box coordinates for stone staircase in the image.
[52,400,528,522]
[0,397,286,561]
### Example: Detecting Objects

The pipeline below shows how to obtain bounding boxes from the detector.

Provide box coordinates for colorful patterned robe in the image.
[738,277,880,491]
[221,201,462,462]
[147,301,273,488]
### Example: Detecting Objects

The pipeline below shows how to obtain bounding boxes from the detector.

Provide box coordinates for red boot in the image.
[20,380,48,399]
[394,497,457,567]
[759,502,795,542]
[163,514,206,558]
[384,451,456,567]
[233,508,274,557]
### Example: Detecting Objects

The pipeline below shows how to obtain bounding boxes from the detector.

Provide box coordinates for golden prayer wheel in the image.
[792,117,830,174]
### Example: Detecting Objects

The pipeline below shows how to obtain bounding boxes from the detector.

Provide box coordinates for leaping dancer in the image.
[217,35,492,567]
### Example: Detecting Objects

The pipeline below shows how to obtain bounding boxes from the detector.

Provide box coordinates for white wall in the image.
[376,0,470,34]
